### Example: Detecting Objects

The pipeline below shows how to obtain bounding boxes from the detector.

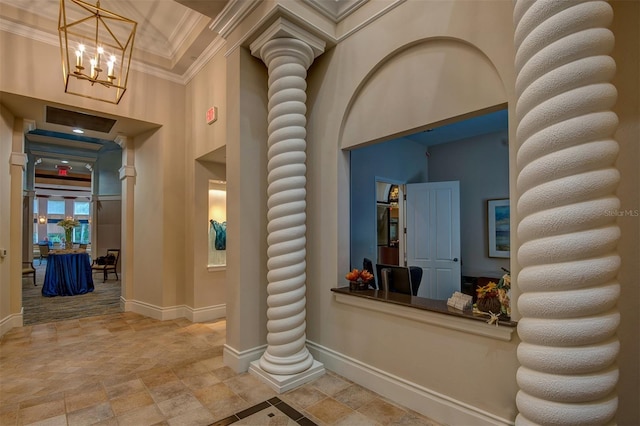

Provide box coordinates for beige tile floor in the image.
[0,313,440,426]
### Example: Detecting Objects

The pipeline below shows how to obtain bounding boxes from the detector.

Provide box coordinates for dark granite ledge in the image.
[331,286,517,328]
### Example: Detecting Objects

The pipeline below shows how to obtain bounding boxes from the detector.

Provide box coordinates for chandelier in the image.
[58,0,137,104]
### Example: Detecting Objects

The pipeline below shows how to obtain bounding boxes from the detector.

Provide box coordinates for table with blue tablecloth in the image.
[42,252,94,297]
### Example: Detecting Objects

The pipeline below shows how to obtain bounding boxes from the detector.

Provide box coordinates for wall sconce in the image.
[38,216,47,224]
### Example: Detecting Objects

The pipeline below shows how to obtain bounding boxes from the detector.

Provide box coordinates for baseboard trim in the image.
[306,340,515,426]
[184,304,226,323]
[223,343,267,373]
[121,298,226,323]
[0,308,23,337]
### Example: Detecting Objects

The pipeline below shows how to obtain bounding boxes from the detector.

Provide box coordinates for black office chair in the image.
[363,258,375,289]
[409,266,423,296]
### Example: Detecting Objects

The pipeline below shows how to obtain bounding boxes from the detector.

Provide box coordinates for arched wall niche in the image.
[339,37,508,150]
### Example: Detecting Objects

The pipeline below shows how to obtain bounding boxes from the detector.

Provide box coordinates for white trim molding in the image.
[0,309,23,337]
[120,297,226,323]
[10,152,27,168]
[302,0,369,22]
[307,340,514,426]
[209,0,262,39]
[223,343,267,373]
[118,165,136,180]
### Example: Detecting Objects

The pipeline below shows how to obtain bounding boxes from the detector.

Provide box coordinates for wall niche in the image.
[208,180,227,269]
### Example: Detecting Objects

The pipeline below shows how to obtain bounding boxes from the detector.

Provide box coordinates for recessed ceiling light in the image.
[72,128,84,134]
[61,160,69,164]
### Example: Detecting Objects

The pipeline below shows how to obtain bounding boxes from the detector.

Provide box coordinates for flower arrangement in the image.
[57,218,80,245]
[57,218,80,230]
[476,280,498,299]
[497,270,511,316]
[476,269,511,316]
[345,268,374,290]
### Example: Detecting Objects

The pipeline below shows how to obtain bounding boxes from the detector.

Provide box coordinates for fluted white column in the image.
[513,1,620,424]
[248,19,326,391]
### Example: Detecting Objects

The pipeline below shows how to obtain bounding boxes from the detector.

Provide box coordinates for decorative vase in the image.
[476,296,501,314]
[349,280,370,291]
[65,229,73,249]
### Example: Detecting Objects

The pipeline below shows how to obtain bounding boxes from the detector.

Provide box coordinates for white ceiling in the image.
[0,0,228,76]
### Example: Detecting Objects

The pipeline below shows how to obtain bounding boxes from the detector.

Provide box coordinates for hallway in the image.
[0,313,440,425]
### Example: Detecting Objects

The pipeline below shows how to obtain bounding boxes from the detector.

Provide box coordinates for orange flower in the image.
[360,270,374,282]
[345,269,361,281]
[345,268,374,282]
[476,281,498,299]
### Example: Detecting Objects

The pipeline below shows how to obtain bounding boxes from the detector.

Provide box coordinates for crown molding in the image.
[250,17,326,59]
[301,0,368,22]
[183,36,227,85]
[0,17,219,86]
[209,0,262,39]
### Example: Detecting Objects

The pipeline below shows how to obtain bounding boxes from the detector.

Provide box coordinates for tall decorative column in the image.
[513,1,620,424]
[248,18,326,392]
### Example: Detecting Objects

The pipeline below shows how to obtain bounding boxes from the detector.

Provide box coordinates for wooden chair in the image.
[91,249,120,282]
[37,243,50,265]
[22,261,36,286]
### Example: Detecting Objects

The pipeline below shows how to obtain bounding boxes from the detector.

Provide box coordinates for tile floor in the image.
[0,313,440,425]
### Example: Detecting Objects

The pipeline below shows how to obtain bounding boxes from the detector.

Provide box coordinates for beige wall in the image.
[610,1,640,424]
[188,48,228,160]
[0,105,14,329]
[94,199,121,263]
[184,48,229,312]
[300,1,520,421]
[224,46,269,353]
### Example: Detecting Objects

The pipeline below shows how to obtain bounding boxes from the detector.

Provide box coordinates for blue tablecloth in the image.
[42,253,94,297]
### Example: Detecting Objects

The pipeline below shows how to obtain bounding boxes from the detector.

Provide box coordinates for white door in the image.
[405,182,461,299]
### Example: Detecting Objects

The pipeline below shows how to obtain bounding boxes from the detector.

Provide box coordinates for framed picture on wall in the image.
[488,199,510,258]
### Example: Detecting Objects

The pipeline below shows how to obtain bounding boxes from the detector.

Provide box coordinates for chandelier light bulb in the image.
[90,58,97,78]
[75,44,85,69]
[107,55,116,79]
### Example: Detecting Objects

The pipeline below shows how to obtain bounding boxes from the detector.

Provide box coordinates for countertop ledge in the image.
[331,287,517,342]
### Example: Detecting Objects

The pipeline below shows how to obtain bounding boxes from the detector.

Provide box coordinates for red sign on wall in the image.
[206,106,218,124]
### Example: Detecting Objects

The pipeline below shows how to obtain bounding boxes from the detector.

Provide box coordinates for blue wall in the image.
[349,138,428,271]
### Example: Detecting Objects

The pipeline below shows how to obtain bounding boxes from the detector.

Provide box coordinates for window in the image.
[47,200,65,215]
[74,201,90,215]
[34,198,38,214]
[73,221,90,244]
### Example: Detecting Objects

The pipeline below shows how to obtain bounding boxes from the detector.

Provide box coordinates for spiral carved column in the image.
[246,28,325,389]
[257,37,314,376]
[513,1,621,424]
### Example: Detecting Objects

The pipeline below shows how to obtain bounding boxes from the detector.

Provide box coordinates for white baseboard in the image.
[306,340,514,426]
[0,308,23,337]
[120,297,226,323]
[185,304,226,322]
[223,343,267,373]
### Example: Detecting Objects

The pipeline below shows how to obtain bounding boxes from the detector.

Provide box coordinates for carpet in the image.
[22,261,122,325]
